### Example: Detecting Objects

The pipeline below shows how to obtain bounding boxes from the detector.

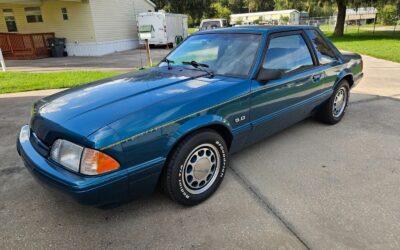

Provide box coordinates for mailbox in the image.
[139,25,154,40]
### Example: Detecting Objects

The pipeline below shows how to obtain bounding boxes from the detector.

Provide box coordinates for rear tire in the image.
[316,80,350,124]
[162,129,228,206]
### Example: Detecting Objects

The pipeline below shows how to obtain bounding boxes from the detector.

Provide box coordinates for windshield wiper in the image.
[160,58,175,70]
[182,60,214,78]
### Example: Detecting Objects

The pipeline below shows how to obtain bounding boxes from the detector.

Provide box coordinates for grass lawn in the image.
[0,71,120,94]
[320,26,400,63]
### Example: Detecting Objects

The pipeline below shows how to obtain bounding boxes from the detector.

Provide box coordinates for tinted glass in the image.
[5,19,17,32]
[26,15,43,23]
[3,9,17,32]
[25,7,43,23]
[202,21,221,29]
[61,8,68,20]
[306,30,337,64]
[263,34,313,73]
[164,34,261,77]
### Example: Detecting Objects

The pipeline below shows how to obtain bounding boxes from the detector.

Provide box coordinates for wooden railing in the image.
[0,32,55,60]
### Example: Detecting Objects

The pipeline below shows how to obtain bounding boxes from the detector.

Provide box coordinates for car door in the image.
[305,29,343,92]
[248,30,330,144]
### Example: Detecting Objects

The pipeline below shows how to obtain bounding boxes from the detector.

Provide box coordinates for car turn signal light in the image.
[80,148,120,175]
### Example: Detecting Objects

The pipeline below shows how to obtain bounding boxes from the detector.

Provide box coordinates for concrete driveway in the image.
[5,47,171,72]
[0,55,399,249]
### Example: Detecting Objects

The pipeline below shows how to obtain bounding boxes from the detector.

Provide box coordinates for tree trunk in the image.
[334,0,347,36]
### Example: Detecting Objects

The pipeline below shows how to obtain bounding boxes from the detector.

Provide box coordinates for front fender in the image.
[165,114,232,150]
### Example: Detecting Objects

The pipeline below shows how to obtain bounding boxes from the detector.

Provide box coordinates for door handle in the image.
[312,74,322,82]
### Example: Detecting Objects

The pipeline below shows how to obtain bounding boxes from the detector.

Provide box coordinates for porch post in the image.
[0,49,6,72]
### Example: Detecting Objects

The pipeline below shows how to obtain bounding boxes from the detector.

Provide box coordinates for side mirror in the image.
[257,68,282,84]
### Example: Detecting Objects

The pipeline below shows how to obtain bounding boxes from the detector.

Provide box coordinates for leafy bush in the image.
[279,15,289,24]
[253,17,262,24]
[379,5,398,25]
[210,2,231,20]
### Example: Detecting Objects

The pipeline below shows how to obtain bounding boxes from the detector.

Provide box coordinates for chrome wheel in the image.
[182,143,220,194]
[332,87,347,118]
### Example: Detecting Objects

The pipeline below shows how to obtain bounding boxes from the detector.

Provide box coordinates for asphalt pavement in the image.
[0,55,399,249]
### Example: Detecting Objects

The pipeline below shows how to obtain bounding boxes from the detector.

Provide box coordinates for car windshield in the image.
[201,21,221,29]
[161,33,262,77]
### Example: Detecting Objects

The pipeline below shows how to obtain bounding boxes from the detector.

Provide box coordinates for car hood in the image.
[30,67,225,146]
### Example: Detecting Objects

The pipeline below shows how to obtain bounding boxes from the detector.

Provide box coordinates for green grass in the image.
[0,71,120,94]
[188,27,199,35]
[320,26,400,63]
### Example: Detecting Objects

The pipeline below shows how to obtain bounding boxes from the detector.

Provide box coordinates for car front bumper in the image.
[17,126,165,207]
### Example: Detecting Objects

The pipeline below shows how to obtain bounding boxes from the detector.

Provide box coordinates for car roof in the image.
[197,25,316,35]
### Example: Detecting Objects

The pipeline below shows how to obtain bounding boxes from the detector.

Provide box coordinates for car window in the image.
[164,33,262,77]
[306,30,337,64]
[201,21,221,29]
[263,34,314,74]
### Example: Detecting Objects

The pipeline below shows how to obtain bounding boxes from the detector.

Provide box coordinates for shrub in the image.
[379,5,397,25]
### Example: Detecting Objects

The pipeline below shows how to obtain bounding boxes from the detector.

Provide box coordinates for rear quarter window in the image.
[306,30,338,65]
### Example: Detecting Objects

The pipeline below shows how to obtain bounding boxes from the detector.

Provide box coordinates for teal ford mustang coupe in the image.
[17,26,363,206]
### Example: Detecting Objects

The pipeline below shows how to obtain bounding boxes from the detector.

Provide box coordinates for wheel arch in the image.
[165,116,233,164]
[335,71,354,89]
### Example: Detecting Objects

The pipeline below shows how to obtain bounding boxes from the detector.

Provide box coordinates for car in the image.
[17,26,363,207]
[199,18,228,30]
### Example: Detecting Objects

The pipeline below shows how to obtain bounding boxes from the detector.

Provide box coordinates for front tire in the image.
[162,129,228,206]
[317,80,350,124]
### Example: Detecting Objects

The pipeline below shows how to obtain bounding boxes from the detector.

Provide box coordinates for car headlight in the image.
[50,139,119,175]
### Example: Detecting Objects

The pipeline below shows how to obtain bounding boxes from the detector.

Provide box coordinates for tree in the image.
[379,4,398,25]
[246,0,275,12]
[228,0,246,13]
[210,2,232,20]
[333,0,347,36]
[331,0,396,36]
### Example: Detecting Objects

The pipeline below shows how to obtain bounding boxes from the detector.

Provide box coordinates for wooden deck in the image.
[0,32,55,60]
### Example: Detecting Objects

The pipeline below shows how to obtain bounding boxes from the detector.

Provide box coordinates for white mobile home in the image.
[0,0,156,57]
[230,9,300,25]
[345,7,377,25]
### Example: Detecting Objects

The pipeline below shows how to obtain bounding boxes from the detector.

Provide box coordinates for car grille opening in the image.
[30,131,50,157]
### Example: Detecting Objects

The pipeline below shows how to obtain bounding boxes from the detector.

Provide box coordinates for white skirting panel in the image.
[65,39,140,56]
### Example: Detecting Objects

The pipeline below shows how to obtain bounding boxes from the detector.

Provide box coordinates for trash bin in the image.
[175,35,184,45]
[47,38,66,57]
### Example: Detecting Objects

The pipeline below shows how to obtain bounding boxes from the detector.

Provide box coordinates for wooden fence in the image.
[0,32,55,60]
